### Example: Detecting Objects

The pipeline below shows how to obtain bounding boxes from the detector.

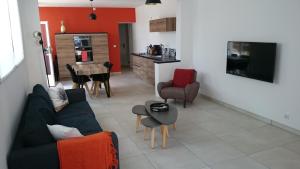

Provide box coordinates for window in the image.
[0,0,24,80]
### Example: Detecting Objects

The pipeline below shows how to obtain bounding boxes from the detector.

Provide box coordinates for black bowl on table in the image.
[150,103,169,112]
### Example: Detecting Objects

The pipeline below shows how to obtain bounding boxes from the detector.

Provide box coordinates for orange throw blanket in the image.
[57,132,118,169]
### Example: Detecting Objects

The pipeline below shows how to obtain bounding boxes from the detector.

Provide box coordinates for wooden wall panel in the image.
[55,34,75,79]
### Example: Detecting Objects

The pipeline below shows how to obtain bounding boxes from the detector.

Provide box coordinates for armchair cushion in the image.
[161,87,185,100]
[173,69,195,88]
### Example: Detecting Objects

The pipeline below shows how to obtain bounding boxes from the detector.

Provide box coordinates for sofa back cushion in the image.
[173,69,196,88]
[22,94,56,147]
[33,84,54,110]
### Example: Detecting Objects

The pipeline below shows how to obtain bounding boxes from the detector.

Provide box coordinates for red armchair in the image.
[157,69,200,108]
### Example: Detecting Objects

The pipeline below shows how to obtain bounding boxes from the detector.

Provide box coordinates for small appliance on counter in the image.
[146,44,176,59]
[169,49,176,58]
[162,48,176,58]
[147,44,163,56]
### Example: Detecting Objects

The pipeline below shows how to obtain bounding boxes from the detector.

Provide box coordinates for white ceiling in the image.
[38,0,145,8]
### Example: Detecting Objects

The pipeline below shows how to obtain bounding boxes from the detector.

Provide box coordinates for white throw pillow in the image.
[48,83,69,112]
[47,124,83,140]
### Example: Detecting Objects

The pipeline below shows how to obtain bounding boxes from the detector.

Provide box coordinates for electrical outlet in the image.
[284,113,290,120]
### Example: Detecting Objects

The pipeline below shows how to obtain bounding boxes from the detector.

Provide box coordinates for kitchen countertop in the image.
[132,53,181,64]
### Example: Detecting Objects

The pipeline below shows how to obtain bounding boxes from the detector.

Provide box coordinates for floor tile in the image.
[211,157,269,169]
[184,137,245,165]
[120,155,155,169]
[220,125,298,155]
[146,146,207,169]
[250,147,300,169]
[283,140,300,155]
[118,137,143,159]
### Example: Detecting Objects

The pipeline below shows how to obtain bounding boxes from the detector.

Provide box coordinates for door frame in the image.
[118,23,133,72]
[40,21,55,86]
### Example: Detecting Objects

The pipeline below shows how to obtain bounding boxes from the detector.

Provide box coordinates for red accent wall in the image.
[39,7,136,72]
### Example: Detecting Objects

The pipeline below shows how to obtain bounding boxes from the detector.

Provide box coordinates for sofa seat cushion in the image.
[173,69,195,88]
[57,115,102,135]
[161,87,185,100]
[56,101,95,120]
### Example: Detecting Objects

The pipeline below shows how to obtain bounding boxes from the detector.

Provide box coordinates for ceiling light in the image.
[145,0,162,5]
[89,0,96,20]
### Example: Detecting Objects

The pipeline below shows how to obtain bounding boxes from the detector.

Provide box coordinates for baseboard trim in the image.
[200,94,300,136]
[111,72,122,75]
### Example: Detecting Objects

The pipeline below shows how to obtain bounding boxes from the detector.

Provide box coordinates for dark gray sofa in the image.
[7,84,119,169]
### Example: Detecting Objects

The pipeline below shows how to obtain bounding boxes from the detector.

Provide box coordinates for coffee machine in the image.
[147,44,163,56]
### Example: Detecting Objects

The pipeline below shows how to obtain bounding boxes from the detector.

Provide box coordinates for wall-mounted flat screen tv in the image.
[226,41,277,83]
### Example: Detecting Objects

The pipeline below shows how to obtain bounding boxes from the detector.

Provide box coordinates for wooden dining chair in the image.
[90,62,113,97]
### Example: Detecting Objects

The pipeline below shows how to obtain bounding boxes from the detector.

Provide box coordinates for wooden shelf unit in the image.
[55,33,109,80]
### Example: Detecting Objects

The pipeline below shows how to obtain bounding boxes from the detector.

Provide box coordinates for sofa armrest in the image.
[185,82,200,102]
[111,132,119,169]
[157,80,173,97]
[65,88,86,104]
[7,143,59,169]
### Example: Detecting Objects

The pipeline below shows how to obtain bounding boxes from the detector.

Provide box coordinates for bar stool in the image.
[132,105,148,132]
[141,117,161,149]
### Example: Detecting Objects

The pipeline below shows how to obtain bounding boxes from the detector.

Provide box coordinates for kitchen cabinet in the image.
[132,55,155,85]
[150,17,176,32]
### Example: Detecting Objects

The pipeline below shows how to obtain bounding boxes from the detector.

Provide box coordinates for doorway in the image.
[119,24,133,72]
[40,21,55,86]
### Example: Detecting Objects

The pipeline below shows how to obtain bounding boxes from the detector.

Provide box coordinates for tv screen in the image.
[226,41,277,83]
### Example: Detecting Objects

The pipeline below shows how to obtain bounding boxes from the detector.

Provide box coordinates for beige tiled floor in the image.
[62,71,300,169]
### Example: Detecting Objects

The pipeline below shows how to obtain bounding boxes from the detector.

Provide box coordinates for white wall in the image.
[0,0,46,168]
[0,63,28,169]
[19,0,48,88]
[180,0,300,131]
[132,0,177,53]
[176,0,195,64]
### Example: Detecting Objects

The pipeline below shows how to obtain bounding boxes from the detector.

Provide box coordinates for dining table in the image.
[72,63,108,96]
[72,63,107,76]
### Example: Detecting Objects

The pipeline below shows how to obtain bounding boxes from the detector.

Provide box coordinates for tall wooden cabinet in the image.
[55,33,109,80]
